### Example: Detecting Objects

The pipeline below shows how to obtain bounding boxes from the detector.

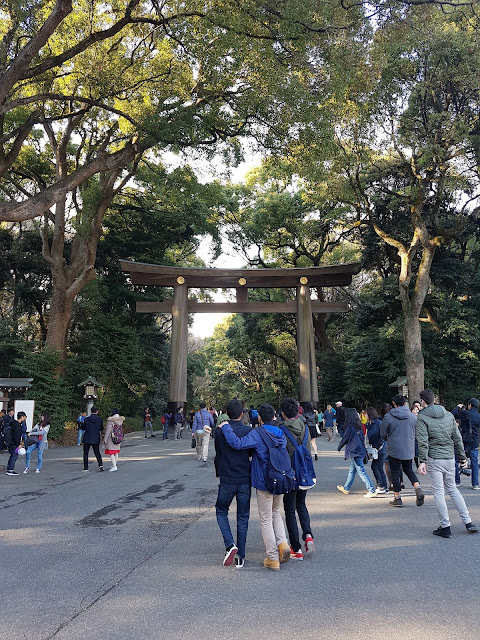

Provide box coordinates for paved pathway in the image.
[1,429,479,640]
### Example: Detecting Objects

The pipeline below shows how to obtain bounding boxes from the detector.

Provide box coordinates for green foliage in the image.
[15,349,71,439]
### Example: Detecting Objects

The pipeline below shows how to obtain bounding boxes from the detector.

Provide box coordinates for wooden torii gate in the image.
[120,261,361,412]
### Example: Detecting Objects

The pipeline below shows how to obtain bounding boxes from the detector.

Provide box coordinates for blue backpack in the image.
[256,426,296,495]
[280,425,317,490]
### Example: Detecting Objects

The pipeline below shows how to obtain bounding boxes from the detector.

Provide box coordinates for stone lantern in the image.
[78,376,104,416]
[389,376,408,399]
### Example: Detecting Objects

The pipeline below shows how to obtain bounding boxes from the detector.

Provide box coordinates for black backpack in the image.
[305,413,316,429]
[3,422,13,446]
[256,426,296,495]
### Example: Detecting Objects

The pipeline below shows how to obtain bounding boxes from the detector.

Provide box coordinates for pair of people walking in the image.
[215,399,314,571]
[82,408,124,472]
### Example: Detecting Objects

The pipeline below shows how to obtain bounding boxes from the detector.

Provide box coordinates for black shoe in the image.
[433,526,451,538]
[415,487,425,506]
[235,556,245,569]
[145,435,147,438]
[223,545,238,566]
[466,522,479,533]
[151,434,156,437]
[389,497,403,507]
[99,466,104,472]
[6,470,19,475]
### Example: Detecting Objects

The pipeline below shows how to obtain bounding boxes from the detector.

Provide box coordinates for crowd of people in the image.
[2,390,479,569]
[205,390,480,570]
[0,406,125,474]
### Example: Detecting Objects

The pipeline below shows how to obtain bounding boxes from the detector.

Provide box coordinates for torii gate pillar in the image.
[296,284,319,405]
[168,283,188,413]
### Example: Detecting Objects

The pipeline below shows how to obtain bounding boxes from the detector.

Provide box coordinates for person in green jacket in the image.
[416,389,478,538]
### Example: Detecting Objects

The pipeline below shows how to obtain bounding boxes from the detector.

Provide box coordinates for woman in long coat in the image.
[104,409,125,472]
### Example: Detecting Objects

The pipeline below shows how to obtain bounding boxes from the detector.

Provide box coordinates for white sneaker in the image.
[23,467,30,474]
[109,467,117,472]
[35,469,40,473]
[364,492,376,498]
[375,487,387,494]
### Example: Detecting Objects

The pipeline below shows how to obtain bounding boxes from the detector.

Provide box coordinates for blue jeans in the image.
[22,425,28,447]
[144,420,154,436]
[371,447,388,490]
[215,483,251,559]
[163,422,169,439]
[77,429,85,445]
[469,447,479,487]
[344,457,375,493]
[26,442,43,470]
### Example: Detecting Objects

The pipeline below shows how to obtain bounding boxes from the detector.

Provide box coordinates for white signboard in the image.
[14,400,36,432]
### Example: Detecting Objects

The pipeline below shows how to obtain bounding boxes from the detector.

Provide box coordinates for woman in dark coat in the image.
[302,401,319,461]
[337,408,376,497]
[365,407,388,493]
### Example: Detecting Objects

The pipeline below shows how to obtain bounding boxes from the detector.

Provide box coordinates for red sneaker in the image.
[290,548,304,560]
[305,535,315,555]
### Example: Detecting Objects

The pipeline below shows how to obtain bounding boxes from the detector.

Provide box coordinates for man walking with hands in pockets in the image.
[416,389,478,538]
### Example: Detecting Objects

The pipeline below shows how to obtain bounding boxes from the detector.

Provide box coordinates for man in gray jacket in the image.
[380,394,424,507]
[416,389,478,538]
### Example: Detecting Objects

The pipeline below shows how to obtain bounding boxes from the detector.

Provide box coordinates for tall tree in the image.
[0,0,361,358]
[281,4,480,399]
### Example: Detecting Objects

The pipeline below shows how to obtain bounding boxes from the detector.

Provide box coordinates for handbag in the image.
[191,434,196,449]
[26,436,38,447]
[365,444,378,460]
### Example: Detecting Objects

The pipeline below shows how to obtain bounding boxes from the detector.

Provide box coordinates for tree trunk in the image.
[45,281,75,356]
[398,243,437,402]
[402,309,424,402]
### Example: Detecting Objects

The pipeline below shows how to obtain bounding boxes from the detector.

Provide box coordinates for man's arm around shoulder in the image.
[220,422,258,450]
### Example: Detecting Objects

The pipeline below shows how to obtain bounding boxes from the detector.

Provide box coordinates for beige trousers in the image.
[326,427,334,441]
[194,431,209,461]
[256,489,287,560]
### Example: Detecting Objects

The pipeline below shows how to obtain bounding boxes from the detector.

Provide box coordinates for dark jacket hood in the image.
[419,404,446,419]
[389,406,411,420]
[263,423,286,446]
[284,417,304,438]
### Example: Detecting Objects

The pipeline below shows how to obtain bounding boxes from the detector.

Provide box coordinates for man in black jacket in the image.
[2,407,14,451]
[335,402,346,437]
[453,399,480,490]
[82,407,104,472]
[5,411,25,475]
[214,398,252,569]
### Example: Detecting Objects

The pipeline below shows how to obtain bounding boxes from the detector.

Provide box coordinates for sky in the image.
[190,238,248,338]
[190,155,262,338]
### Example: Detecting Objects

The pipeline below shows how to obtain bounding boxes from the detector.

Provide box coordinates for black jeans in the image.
[283,489,312,552]
[7,444,18,471]
[83,443,103,469]
[388,456,418,493]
